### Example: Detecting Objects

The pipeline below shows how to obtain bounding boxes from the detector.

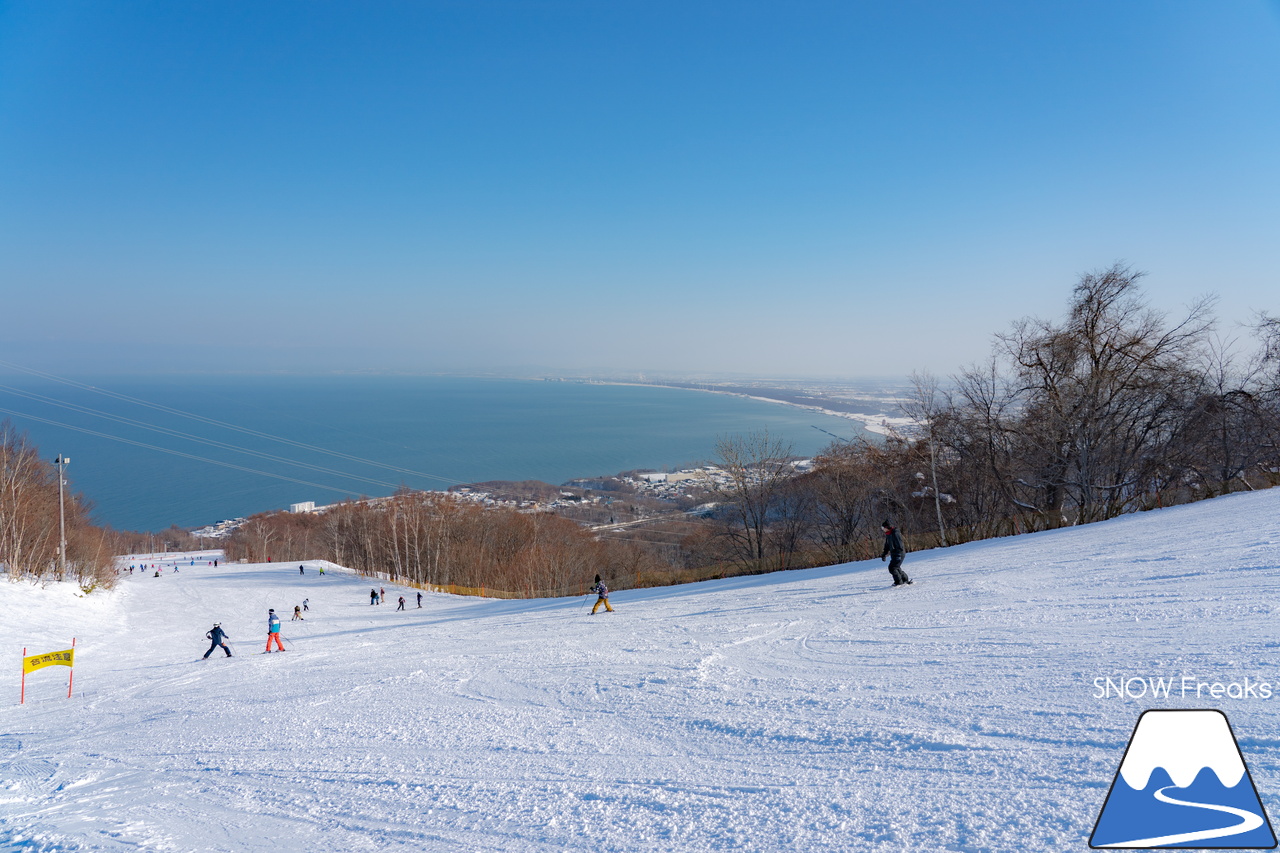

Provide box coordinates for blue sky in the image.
[1,1,1277,378]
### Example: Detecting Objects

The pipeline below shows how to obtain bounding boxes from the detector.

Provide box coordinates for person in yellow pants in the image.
[590,575,614,614]
[265,609,285,652]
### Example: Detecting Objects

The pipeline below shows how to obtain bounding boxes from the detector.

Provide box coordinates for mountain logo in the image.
[1091,709,1276,849]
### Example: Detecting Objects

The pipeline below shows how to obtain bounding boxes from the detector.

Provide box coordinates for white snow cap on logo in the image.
[1119,710,1246,790]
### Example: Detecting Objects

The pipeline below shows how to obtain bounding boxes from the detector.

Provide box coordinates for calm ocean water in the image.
[0,375,869,532]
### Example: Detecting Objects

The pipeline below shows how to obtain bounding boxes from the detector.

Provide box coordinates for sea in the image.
[0,375,872,532]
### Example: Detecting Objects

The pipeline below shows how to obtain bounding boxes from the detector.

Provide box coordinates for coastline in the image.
[190,378,905,534]
[13,373,906,532]
[554,377,912,437]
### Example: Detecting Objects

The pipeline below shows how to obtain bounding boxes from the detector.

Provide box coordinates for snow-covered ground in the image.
[3,489,1279,852]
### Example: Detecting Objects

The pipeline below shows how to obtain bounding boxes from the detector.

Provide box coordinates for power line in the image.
[0,384,410,492]
[0,360,462,485]
[0,406,373,498]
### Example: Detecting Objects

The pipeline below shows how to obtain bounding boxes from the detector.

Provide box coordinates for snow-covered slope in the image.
[3,489,1279,852]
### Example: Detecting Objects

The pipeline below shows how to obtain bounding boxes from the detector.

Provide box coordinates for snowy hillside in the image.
[3,489,1280,852]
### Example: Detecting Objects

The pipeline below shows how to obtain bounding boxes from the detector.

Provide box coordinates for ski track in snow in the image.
[2,490,1279,851]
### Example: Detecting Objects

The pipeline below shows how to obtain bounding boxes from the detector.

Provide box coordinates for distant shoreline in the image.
[8,373,907,532]
[191,378,906,534]
[553,377,909,438]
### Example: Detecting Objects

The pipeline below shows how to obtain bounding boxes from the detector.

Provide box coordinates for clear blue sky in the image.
[2,1,1277,378]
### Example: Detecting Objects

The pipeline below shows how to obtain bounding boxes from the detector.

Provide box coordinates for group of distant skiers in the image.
[202,521,912,657]
[202,566,316,657]
[203,567,432,658]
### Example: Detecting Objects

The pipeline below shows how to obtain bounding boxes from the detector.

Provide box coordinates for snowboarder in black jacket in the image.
[881,521,912,586]
[203,623,232,658]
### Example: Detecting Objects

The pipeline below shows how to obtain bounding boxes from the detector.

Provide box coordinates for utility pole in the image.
[55,454,70,579]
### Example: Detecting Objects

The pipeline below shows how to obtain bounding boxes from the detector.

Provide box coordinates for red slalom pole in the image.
[67,638,75,699]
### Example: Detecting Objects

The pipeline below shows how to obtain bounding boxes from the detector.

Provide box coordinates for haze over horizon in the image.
[2,2,1278,378]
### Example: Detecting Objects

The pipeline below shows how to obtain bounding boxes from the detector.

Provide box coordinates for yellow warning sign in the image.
[22,648,75,674]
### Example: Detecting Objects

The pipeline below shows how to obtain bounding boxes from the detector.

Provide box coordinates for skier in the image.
[203,623,232,658]
[303,598,309,612]
[881,520,913,586]
[299,565,304,575]
[396,596,405,611]
[379,587,386,604]
[265,609,285,652]
[590,574,614,614]
[318,567,324,576]
[416,591,422,609]
[370,588,378,605]
[292,605,304,621]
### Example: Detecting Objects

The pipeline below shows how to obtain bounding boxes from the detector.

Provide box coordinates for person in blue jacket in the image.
[265,609,285,652]
[203,623,232,658]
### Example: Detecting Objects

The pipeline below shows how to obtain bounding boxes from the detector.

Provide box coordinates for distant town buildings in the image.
[187,460,812,540]
[191,517,246,539]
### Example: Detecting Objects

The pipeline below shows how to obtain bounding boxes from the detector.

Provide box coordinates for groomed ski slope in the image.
[3,489,1279,852]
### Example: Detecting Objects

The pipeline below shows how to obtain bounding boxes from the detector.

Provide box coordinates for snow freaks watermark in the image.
[1093,676,1277,701]
[1090,710,1277,849]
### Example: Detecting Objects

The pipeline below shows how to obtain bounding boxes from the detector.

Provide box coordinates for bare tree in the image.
[806,440,880,562]
[997,264,1213,521]
[225,491,662,597]
[901,371,949,545]
[712,430,798,568]
[0,422,57,579]
[1168,336,1273,495]
[946,356,1034,534]
[0,421,114,588]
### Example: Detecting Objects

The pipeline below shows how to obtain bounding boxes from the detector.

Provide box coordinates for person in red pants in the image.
[265,609,285,652]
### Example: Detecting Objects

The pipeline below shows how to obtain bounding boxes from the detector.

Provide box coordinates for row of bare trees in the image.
[703,265,1280,572]
[0,422,116,589]
[936,265,1279,531]
[223,489,668,596]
